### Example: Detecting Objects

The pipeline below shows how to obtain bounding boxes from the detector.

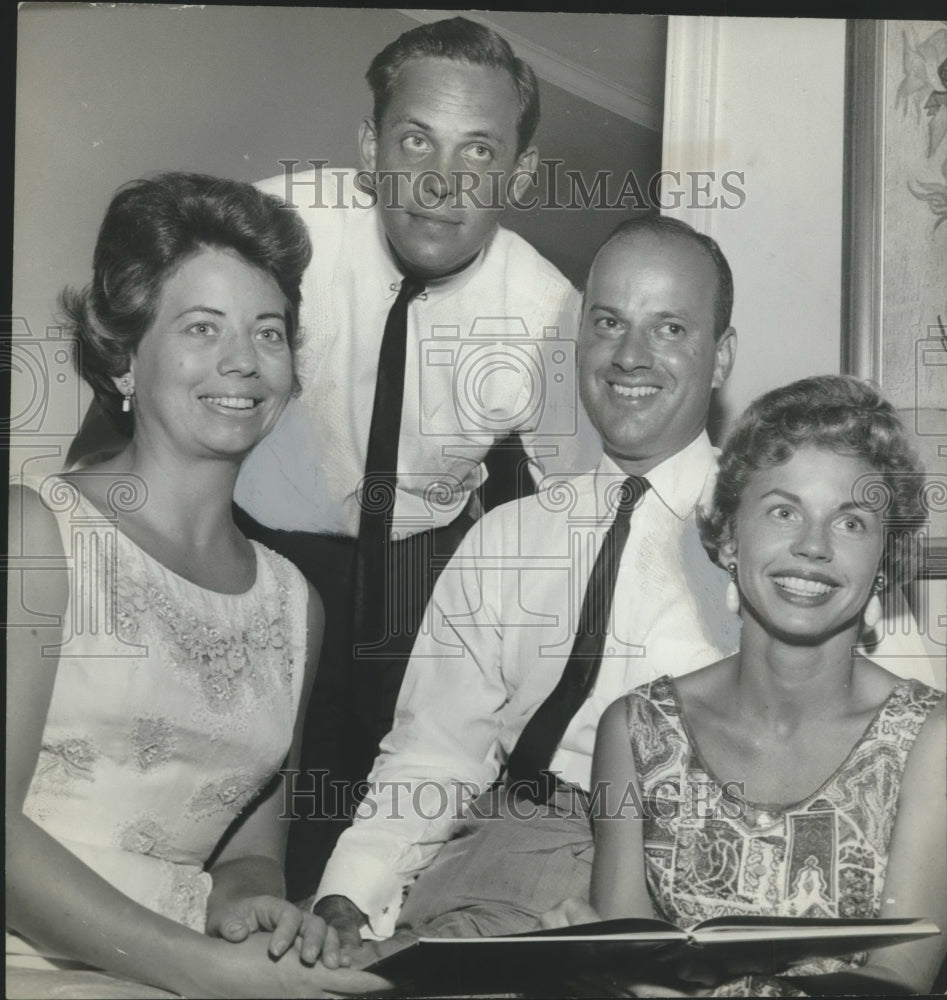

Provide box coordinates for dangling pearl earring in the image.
[119,374,135,413]
[726,563,740,614]
[863,573,886,630]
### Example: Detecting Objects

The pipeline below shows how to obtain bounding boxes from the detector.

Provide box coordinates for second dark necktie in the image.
[505,474,650,802]
[353,275,426,652]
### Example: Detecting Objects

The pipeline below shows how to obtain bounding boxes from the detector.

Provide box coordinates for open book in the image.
[367,915,940,994]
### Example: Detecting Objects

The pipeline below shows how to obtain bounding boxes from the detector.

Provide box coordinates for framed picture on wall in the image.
[843,18,947,628]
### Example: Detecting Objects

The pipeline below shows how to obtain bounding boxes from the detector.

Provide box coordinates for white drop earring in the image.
[119,373,135,413]
[726,563,740,614]
[863,573,886,630]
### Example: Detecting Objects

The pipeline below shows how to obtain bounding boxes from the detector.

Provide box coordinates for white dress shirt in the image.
[316,433,741,935]
[235,168,601,536]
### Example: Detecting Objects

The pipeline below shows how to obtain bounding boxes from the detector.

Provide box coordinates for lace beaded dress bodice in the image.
[11,475,309,961]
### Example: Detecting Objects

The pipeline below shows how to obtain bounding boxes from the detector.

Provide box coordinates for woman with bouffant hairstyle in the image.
[703,374,926,620]
[7,173,384,998]
[64,172,311,466]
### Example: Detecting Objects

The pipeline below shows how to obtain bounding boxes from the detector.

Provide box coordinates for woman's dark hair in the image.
[702,375,926,590]
[61,172,312,420]
[366,16,540,155]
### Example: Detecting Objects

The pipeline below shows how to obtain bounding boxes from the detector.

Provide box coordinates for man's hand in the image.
[311,895,369,957]
[207,894,346,967]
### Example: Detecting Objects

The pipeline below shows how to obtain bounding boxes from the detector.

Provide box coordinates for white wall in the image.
[664,17,945,684]
[663,16,847,436]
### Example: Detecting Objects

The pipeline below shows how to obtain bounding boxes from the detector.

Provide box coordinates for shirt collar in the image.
[593,431,717,521]
[373,210,491,300]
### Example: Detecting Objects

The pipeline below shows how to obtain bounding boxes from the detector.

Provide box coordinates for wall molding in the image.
[841,19,886,383]
[662,15,721,232]
[397,9,663,132]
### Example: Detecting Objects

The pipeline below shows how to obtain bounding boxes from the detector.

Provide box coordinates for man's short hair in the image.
[366,16,540,155]
[598,215,735,340]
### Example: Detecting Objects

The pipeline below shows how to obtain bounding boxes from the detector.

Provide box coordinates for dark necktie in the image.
[505,475,650,802]
[353,275,426,651]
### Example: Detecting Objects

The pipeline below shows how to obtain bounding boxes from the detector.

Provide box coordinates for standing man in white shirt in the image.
[232,17,599,897]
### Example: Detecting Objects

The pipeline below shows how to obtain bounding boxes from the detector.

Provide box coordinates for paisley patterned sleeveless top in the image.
[623,675,942,987]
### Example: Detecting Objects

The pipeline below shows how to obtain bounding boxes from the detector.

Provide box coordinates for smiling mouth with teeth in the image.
[609,384,660,399]
[772,576,836,597]
[202,396,260,410]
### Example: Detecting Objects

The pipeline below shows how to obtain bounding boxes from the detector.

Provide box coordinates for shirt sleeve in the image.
[520,283,603,480]
[315,522,511,938]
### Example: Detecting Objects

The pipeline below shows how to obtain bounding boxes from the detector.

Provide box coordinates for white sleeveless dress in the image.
[7,474,309,976]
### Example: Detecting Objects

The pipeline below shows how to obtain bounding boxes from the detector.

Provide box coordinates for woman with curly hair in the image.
[546,375,945,996]
[6,173,385,998]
